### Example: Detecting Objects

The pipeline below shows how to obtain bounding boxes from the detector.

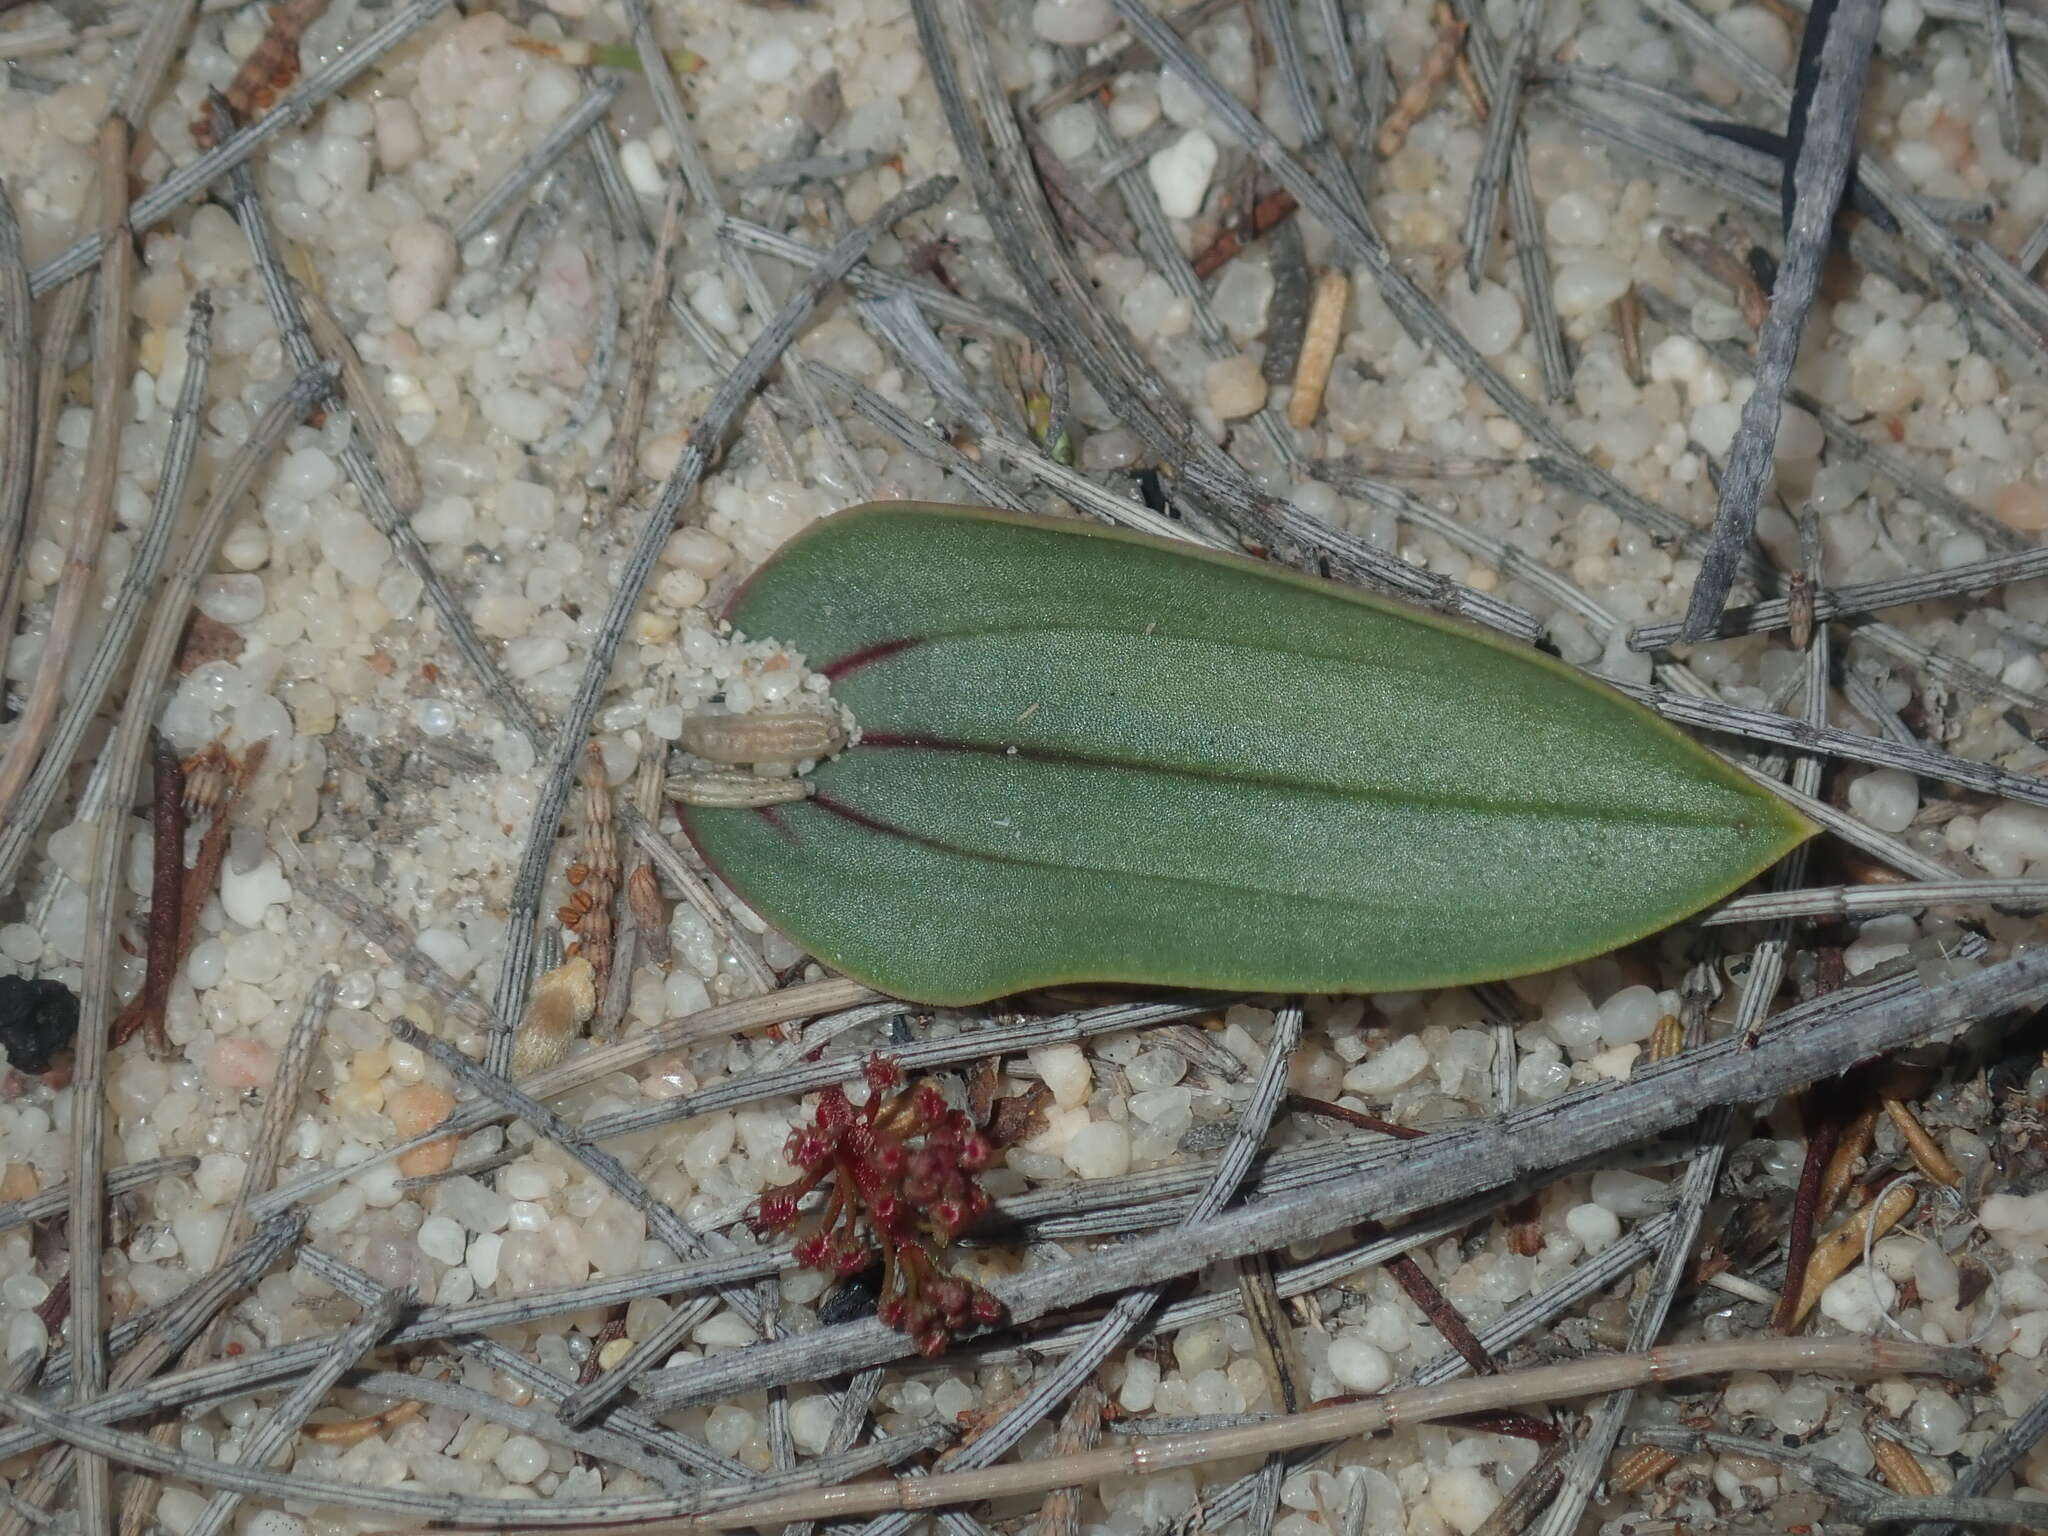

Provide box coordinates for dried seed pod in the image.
[682,710,845,767]
[626,864,670,967]
[666,772,816,808]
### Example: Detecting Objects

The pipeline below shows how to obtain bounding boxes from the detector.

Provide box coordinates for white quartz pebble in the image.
[1147,129,1218,220]
[1430,1467,1502,1535]
[1326,1332,1393,1393]
[220,856,290,929]
[1032,0,1115,44]
[197,573,265,624]
[1029,1043,1092,1108]
[1553,258,1631,316]
[1342,1034,1429,1096]
[1818,1267,1895,1331]
[494,1434,549,1484]
[1596,985,1662,1046]
[1065,1120,1132,1179]
[1848,768,1918,832]
[1205,355,1268,419]
[1565,1201,1620,1254]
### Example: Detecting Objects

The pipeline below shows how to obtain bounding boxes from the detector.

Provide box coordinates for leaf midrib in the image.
[843,735,1764,834]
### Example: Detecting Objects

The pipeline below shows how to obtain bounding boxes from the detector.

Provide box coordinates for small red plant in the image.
[752,1054,1005,1356]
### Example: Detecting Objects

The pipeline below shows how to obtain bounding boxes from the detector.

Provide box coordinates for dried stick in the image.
[481,172,953,1076]
[0,293,211,894]
[1633,539,2048,647]
[638,946,2044,1411]
[1613,680,2048,813]
[1105,0,1735,578]
[117,973,334,1536]
[0,182,30,670]
[178,1290,404,1536]
[28,365,329,1519]
[0,1372,978,1527]
[215,131,547,750]
[298,284,419,511]
[623,0,871,499]
[51,129,140,1525]
[387,1018,768,1349]
[430,1342,1987,1529]
[30,0,454,295]
[0,119,136,823]
[615,803,777,993]
[608,178,685,511]
[248,975,881,1217]
[451,79,623,245]
[1445,0,1569,396]
[1460,0,1542,288]
[1679,1,1876,637]
[0,1215,303,1536]
[853,1006,1306,1536]
[0,1158,197,1236]
[1982,0,2022,151]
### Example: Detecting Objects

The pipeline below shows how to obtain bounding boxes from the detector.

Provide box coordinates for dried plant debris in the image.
[6,0,2048,1531]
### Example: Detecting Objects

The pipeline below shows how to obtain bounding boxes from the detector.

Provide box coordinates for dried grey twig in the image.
[0,1339,1974,1528]
[1460,0,1542,289]
[452,78,624,246]
[1679,1,1878,638]
[639,944,2042,1409]
[0,182,30,671]
[0,1158,198,1237]
[29,0,454,294]
[0,295,211,894]
[1447,0,1570,398]
[0,120,136,828]
[215,135,547,750]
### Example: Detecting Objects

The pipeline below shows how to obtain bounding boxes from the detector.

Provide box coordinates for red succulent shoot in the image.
[749,1052,1006,1355]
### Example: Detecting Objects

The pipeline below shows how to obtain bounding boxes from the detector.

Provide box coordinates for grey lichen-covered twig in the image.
[117,972,336,1536]
[482,172,953,1076]
[250,976,881,1217]
[1459,0,1543,291]
[0,294,211,895]
[1104,0,1735,580]
[216,133,548,750]
[0,182,30,674]
[637,945,2044,1410]
[29,0,455,294]
[1632,541,2048,648]
[451,78,623,246]
[387,1018,766,1341]
[1678,0,1878,639]
[1614,679,2048,811]
[1705,877,2048,924]
[850,1007,1307,1536]
[623,0,872,500]
[176,1291,405,1536]
[1632,284,2021,555]
[0,120,136,832]
[608,177,685,510]
[0,1158,198,1237]
[0,1214,304,1535]
[1447,0,1570,398]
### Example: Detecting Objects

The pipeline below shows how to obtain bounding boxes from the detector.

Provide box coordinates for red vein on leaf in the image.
[820,636,923,681]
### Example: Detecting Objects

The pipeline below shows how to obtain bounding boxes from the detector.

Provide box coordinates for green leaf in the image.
[680,504,1815,1006]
